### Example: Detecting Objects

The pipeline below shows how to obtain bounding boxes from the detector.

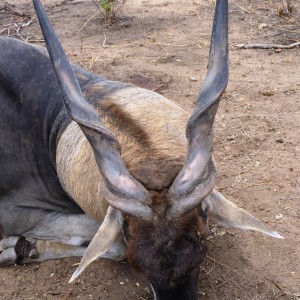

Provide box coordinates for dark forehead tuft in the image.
[126,211,207,287]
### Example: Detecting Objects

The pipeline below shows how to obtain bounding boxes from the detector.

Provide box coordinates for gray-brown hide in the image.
[0,0,283,299]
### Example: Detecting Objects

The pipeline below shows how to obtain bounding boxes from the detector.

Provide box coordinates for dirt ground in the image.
[0,0,300,299]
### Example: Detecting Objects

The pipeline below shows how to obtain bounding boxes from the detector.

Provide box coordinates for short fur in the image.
[57,86,189,222]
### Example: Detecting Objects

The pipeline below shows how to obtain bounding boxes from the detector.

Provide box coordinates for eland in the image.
[0,0,282,298]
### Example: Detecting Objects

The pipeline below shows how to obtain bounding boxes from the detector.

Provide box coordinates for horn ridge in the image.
[32,0,118,146]
[169,0,228,214]
[189,0,229,138]
[33,0,151,215]
[167,160,217,219]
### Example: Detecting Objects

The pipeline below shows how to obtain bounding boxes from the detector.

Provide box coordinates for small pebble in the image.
[258,23,268,30]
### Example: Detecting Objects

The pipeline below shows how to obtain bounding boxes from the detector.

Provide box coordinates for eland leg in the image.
[0,213,98,265]
[0,212,126,265]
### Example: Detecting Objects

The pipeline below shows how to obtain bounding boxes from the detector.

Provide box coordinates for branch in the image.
[236,41,300,49]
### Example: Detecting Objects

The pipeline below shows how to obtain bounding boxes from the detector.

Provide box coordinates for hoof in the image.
[0,236,39,265]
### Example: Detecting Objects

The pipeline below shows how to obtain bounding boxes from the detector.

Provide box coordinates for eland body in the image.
[0,0,282,299]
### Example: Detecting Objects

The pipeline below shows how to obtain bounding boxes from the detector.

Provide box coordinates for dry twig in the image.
[236,42,300,49]
[0,18,39,43]
[102,34,108,48]
[0,1,27,17]
[79,10,101,32]
[232,1,252,14]
[206,255,242,276]
[241,125,254,142]
[214,274,239,289]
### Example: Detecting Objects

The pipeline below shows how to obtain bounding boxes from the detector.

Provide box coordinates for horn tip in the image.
[268,231,284,239]
[69,267,83,283]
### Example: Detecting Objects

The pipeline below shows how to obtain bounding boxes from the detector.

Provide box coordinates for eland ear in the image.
[202,190,284,239]
[69,206,125,283]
